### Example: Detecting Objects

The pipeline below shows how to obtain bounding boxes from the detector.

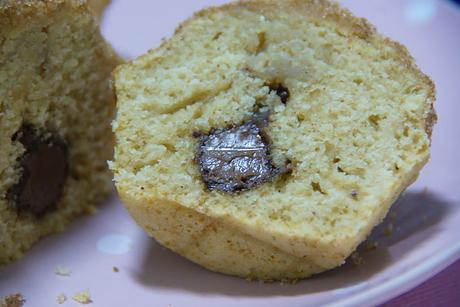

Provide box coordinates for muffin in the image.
[111,0,436,280]
[0,0,121,264]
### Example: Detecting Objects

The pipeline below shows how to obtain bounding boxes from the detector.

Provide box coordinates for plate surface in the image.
[1,1,460,306]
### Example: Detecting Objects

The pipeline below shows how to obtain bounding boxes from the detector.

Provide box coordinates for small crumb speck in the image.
[384,223,394,237]
[351,252,364,265]
[55,266,72,276]
[365,241,378,251]
[112,266,119,273]
[286,278,299,285]
[0,293,25,307]
[57,293,67,305]
[73,290,92,305]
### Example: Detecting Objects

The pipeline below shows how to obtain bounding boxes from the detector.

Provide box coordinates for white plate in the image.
[1,1,459,306]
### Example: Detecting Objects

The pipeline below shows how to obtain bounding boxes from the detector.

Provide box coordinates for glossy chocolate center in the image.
[195,113,285,194]
[7,125,69,216]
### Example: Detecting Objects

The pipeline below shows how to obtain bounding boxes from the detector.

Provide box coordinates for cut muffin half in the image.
[0,0,122,264]
[112,0,436,280]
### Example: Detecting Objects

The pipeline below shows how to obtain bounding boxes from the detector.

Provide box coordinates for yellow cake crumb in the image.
[56,293,67,305]
[351,252,364,265]
[0,294,25,307]
[384,223,394,237]
[54,266,72,277]
[73,290,92,305]
[365,241,379,251]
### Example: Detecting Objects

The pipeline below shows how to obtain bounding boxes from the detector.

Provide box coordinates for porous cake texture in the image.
[112,0,436,280]
[0,0,121,264]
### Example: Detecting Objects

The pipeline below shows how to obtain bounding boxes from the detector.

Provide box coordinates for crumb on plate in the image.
[73,289,92,305]
[364,241,378,251]
[54,266,72,277]
[384,223,394,237]
[0,293,25,307]
[351,252,364,265]
[57,293,67,305]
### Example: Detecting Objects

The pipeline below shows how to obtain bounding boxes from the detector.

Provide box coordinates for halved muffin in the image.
[112,0,436,280]
[0,0,122,264]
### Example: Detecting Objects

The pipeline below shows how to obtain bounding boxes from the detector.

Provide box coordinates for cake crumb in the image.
[365,241,378,251]
[351,252,364,265]
[0,293,25,307]
[281,278,299,285]
[73,290,92,305]
[245,276,255,282]
[54,266,72,276]
[112,266,119,273]
[56,293,67,304]
[384,223,394,237]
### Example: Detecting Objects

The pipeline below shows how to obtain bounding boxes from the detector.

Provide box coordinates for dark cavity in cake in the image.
[7,124,69,216]
[269,83,290,104]
[194,112,288,194]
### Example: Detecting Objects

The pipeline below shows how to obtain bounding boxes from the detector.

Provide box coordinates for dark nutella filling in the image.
[7,124,69,216]
[269,84,290,104]
[195,113,288,194]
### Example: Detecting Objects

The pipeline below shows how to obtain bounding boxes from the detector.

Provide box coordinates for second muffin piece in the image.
[112,0,436,280]
[0,0,122,264]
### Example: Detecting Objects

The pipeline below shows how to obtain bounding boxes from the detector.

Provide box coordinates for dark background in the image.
[452,0,460,5]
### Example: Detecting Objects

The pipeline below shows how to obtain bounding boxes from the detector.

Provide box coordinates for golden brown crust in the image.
[88,0,110,17]
[0,0,111,22]
[0,1,90,29]
[381,38,437,137]
[1,0,123,77]
[424,104,438,138]
[119,189,327,280]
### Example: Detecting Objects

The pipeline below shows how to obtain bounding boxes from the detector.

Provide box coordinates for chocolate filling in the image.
[195,113,287,194]
[270,84,290,104]
[7,124,69,216]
